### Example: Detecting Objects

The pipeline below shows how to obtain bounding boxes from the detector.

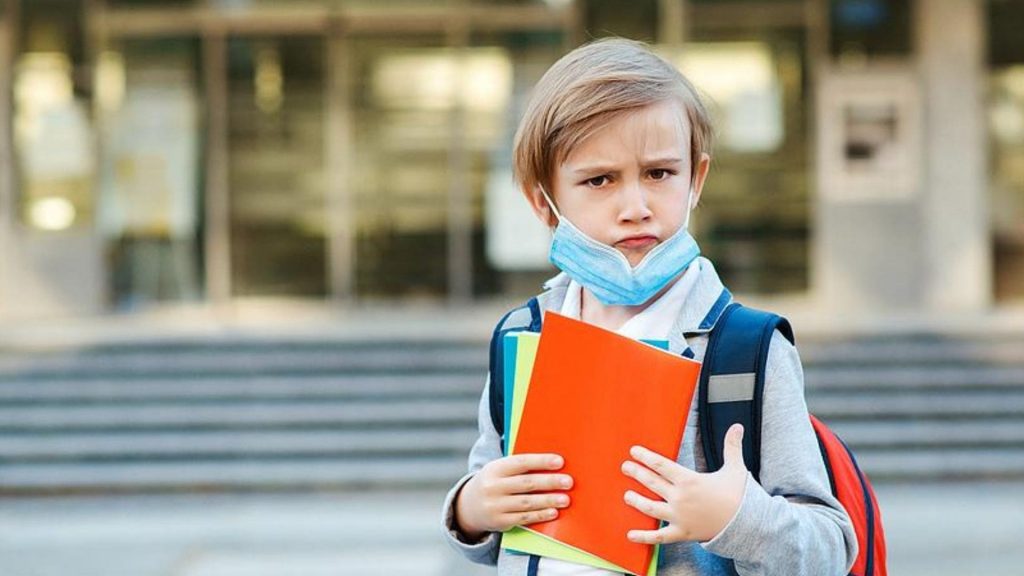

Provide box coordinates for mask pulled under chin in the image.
[539,186,700,307]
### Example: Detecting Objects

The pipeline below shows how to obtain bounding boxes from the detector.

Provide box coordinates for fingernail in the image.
[556,495,569,506]
[622,461,635,474]
[551,456,564,468]
[561,476,572,489]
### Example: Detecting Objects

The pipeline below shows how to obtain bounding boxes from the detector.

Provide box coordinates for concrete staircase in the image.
[0,333,1022,494]
[0,341,485,494]
[799,335,1024,481]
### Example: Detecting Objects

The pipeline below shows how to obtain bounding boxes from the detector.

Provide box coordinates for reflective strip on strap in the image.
[708,373,756,403]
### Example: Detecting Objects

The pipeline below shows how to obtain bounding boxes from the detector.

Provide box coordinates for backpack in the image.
[487,298,887,576]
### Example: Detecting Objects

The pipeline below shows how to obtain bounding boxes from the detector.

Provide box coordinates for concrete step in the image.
[3,336,1024,379]
[797,338,1024,366]
[1,369,1019,408]
[0,428,478,461]
[804,365,1024,391]
[0,456,470,494]
[0,374,482,403]
[0,347,487,379]
[806,390,1024,419]
[824,419,1024,449]
[2,444,1020,492]
[0,399,480,431]
[5,390,1019,431]
[0,340,487,356]
[3,421,1020,469]
[856,448,1024,481]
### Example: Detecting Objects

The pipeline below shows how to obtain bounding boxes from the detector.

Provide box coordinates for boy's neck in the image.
[579,272,683,332]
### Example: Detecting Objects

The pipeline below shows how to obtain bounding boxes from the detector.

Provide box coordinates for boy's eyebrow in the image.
[640,157,684,167]
[571,164,619,175]
[570,157,683,175]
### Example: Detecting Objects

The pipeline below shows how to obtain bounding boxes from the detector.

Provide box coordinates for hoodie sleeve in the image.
[440,374,505,565]
[700,331,859,576]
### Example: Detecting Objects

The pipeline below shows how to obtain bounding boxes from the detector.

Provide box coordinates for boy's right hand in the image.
[454,453,573,542]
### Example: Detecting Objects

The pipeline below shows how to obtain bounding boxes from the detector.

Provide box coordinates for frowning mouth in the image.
[615,235,658,250]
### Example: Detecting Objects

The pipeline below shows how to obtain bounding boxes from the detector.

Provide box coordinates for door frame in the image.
[0,0,15,316]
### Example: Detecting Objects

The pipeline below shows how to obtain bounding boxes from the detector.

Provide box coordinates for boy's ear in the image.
[523,184,558,228]
[691,153,711,208]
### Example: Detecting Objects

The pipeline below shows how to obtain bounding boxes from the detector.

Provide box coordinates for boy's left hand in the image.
[621,423,748,545]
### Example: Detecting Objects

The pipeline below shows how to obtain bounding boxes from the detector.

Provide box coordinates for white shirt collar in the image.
[558,260,702,342]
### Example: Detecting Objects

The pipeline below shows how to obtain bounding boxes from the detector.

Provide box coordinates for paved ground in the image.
[0,482,1021,575]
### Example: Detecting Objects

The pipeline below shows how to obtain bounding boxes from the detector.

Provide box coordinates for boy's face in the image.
[529,100,711,268]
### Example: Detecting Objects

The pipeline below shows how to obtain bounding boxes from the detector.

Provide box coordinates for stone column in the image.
[919,0,991,313]
[813,0,991,319]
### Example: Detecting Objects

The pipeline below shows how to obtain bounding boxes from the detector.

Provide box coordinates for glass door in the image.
[227,35,327,297]
[97,37,204,308]
[348,34,453,301]
[470,29,564,301]
[676,27,811,294]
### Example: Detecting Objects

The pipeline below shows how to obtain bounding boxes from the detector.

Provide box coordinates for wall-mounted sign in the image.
[818,69,921,202]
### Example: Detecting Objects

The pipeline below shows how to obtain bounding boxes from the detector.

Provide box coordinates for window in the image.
[583,0,658,42]
[349,35,453,300]
[227,35,327,297]
[13,0,94,232]
[830,0,913,62]
[682,29,811,294]
[989,0,1024,303]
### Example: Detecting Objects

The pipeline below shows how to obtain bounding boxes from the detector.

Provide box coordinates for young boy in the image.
[441,38,857,575]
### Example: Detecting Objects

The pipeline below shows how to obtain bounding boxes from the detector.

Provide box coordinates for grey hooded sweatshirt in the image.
[441,258,858,576]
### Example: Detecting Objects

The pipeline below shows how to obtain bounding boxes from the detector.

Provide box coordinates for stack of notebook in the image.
[500,311,702,576]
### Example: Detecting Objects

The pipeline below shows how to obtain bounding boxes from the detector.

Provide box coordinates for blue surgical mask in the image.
[540,185,700,306]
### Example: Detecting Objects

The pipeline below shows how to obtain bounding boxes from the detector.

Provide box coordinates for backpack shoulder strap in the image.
[488,297,543,452]
[698,303,794,482]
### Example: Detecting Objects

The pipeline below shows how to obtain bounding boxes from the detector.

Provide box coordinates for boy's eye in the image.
[649,169,673,181]
[585,175,609,187]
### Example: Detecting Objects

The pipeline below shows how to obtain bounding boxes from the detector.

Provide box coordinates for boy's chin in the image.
[617,245,659,267]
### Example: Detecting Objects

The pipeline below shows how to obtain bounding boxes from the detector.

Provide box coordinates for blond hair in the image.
[512,38,713,196]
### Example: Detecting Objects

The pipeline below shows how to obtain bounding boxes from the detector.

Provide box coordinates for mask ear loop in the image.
[682,186,696,230]
[538,185,564,222]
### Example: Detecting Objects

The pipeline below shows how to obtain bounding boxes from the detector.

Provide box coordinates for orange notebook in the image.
[512,311,701,576]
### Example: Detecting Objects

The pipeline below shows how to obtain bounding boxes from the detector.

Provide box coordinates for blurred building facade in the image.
[0,0,1021,323]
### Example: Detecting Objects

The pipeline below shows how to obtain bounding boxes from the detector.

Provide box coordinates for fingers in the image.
[623,490,673,522]
[627,445,689,485]
[722,424,746,471]
[498,492,571,515]
[503,506,560,527]
[627,526,676,545]
[620,459,673,499]
[498,453,565,476]
[498,489,570,529]
[499,473,573,495]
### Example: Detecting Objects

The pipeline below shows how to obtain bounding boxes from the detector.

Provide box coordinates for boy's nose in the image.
[618,182,654,223]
